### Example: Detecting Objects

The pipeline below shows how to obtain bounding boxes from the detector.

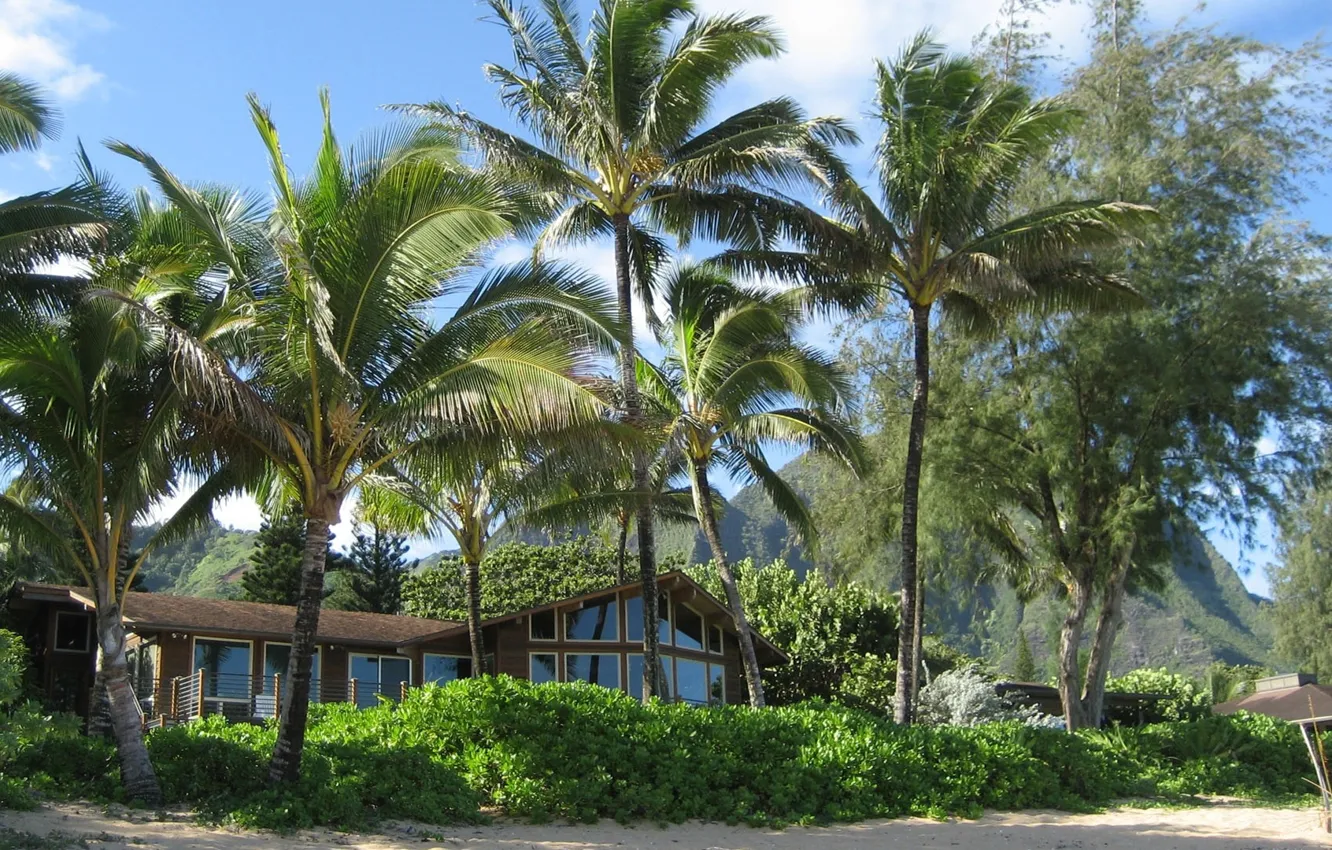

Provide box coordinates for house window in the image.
[676,658,708,705]
[349,654,410,709]
[54,611,90,653]
[708,625,724,655]
[530,653,558,683]
[623,594,671,644]
[627,654,673,702]
[193,639,252,701]
[564,595,619,641]
[260,644,320,707]
[530,610,557,640]
[709,663,725,706]
[674,605,704,651]
[565,653,620,689]
[126,644,157,711]
[423,654,472,684]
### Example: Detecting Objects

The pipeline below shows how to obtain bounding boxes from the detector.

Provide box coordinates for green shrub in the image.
[7,677,1325,828]
[1106,668,1210,721]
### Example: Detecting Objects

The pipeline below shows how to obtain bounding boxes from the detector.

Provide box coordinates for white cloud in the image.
[31,150,55,172]
[0,0,108,101]
[1256,436,1279,456]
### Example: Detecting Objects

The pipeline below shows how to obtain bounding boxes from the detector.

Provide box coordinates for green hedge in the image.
[7,677,1325,830]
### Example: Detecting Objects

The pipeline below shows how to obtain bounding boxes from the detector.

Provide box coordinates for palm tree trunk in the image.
[688,458,765,708]
[1080,539,1133,726]
[464,554,485,674]
[613,211,660,700]
[1057,571,1094,731]
[93,587,161,805]
[268,513,331,785]
[909,570,925,706]
[616,516,629,586]
[895,301,931,725]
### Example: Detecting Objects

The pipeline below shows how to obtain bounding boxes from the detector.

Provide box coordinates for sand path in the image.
[3,801,1330,849]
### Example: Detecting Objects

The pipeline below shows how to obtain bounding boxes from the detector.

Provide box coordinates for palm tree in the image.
[111,93,622,784]
[722,35,1155,723]
[400,0,854,697]
[0,76,105,315]
[0,167,255,803]
[642,264,865,707]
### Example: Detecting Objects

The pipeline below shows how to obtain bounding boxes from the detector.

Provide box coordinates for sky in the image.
[3,0,1328,595]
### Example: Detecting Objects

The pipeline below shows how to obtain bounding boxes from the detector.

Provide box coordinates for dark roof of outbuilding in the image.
[17,583,460,647]
[1214,682,1332,723]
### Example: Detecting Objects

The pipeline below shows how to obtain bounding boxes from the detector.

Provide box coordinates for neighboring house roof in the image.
[13,571,787,663]
[1214,682,1332,723]
[16,583,460,647]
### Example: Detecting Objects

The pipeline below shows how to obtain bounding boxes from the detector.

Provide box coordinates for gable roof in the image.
[401,570,789,664]
[16,583,460,648]
[1214,682,1332,723]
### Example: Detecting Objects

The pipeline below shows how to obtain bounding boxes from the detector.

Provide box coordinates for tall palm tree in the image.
[111,93,622,784]
[400,0,854,697]
[642,264,864,706]
[0,167,256,803]
[722,35,1155,724]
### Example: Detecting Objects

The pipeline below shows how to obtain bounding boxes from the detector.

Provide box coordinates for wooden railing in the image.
[141,672,412,728]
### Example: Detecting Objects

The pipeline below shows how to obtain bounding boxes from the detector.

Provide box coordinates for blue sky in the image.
[3,0,1328,594]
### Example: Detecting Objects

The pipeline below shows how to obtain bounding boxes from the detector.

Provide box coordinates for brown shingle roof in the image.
[1214,683,1332,722]
[18,583,460,647]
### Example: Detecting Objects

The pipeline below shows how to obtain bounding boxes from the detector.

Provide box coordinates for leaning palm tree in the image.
[399,0,855,697]
[642,264,865,707]
[0,172,256,803]
[722,36,1155,724]
[111,93,622,784]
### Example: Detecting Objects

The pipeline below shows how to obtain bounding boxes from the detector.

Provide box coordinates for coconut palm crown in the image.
[640,263,866,706]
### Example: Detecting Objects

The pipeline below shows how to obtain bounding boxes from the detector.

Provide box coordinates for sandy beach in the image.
[3,801,1330,850]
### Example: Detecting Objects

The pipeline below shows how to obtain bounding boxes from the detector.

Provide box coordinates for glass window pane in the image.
[661,656,674,702]
[564,654,620,689]
[709,664,725,705]
[54,612,89,652]
[261,645,319,698]
[350,655,379,708]
[627,654,643,700]
[624,596,643,642]
[676,658,707,705]
[708,626,724,654]
[194,639,251,699]
[530,653,558,683]
[379,657,410,701]
[659,595,672,645]
[565,596,619,641]
[675,605,704,651]
[424,654,472,684]
[530,610,556,640]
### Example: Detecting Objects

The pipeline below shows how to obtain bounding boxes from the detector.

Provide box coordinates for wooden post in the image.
[273,673,281,713]
[169,677,179,720]
[349,678,358,707]
[196,671,206,718]
[400,680,408,702]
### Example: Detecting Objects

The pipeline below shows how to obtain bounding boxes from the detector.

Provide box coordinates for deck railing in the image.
[141,671,412,728]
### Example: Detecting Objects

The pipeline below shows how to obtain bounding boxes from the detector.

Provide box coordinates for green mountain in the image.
[136,461,1275,677]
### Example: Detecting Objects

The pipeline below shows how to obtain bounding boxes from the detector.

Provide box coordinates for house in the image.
[1213,673,1332,721]
[9,571,785,725]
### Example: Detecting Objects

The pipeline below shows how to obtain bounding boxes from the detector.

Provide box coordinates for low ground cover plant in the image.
[3,677,1324,830]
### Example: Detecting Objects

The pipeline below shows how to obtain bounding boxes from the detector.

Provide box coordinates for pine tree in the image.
[240,510,343,605]
[335,523,414,614]
[1013,630,1037,683]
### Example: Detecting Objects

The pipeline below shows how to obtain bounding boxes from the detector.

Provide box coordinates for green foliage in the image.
[1013,630,1037,682]
[1272,466,1332,679]
[132,521,256,598]
[1107,668,1211,722]
[239,509,345,606]
[327,524,414,614]
[1205,663,1271,705]
[145,713,482,830]
[688,559,901,708]
[402,541,621,621]
[917,668,1055,728]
